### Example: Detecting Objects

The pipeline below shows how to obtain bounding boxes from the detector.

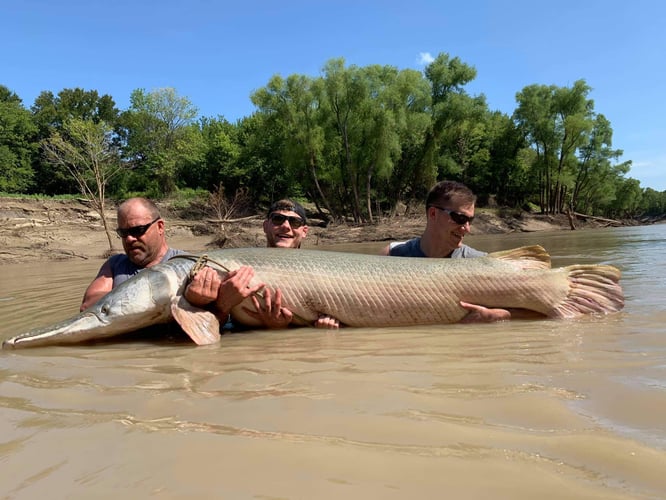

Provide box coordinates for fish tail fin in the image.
[488,245,551,270]
[552,265,625,318]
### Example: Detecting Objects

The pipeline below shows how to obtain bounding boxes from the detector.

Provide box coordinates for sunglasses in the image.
[116,217,160,238]
[268,213,305,229]
[430,206,474,225]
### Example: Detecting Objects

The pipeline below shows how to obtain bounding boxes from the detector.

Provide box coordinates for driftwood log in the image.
[573,212,623,227]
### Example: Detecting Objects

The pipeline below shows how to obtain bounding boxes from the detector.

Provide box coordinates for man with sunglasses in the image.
[263,199,310,248]
[80,196,289,328]
[187,199,340,329]
[380,181,533,322]
[380,180,485,259]
[80,197,185,311]
[257,199,338,328]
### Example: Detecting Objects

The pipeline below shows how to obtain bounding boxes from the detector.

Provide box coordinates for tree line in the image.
[1,53,664,222]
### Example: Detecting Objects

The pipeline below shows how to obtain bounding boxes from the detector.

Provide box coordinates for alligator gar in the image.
[1,245,624,349]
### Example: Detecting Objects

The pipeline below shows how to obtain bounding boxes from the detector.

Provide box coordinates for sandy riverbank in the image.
[0,197,628,265]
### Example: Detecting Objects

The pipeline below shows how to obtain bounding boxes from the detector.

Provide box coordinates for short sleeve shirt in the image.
[109,247,185,288]
[388,237,487,258]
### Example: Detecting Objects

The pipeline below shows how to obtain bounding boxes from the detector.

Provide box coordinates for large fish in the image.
[2,246,624,349]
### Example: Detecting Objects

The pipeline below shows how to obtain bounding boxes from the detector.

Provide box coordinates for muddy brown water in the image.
[1,226,665,499]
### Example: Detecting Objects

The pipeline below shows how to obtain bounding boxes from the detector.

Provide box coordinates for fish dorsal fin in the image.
[171,297,221,346]
[487,245,551,270]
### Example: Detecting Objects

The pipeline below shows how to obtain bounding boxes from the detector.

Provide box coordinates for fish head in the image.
[2,267,176,349]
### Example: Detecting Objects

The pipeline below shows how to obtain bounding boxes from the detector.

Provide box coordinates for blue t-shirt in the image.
[388,237,486,258]
[109,247,185,288]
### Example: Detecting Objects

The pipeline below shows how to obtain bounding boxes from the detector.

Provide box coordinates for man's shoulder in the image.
[388,238,424,257]
[106,253,134,278]
[164,248,186,260]
[107,253,129,265]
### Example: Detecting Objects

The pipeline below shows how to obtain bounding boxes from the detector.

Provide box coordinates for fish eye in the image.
[101,304,110,315]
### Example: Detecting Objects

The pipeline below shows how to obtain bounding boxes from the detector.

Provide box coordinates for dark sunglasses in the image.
[268,213,305,229]
[430,205,474,225]
[116,217,160,238]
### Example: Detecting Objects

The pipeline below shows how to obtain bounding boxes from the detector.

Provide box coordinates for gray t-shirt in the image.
[109,247,185,288]
[388,237,487,258]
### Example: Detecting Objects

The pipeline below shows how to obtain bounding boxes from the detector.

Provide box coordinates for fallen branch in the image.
[205,215,261,224]
[573,212,623,226]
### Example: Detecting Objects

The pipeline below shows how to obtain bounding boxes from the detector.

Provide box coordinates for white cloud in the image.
[417,52,435,65]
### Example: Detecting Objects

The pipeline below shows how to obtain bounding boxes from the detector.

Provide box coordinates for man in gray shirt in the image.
[381,181,539,322]
[381,180,486,259]
[80,197,185,311]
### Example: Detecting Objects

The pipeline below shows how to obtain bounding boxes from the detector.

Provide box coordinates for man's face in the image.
[117,206,164,266]
[429,198,475,249]
[263,210,309,248]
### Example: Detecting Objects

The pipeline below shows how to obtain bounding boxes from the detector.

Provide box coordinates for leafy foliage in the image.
[1,54,664,219]
[41,118,125,249]
[0,86,37,192]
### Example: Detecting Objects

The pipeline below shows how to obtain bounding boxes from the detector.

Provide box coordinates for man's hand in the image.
[314,315,340,329]
[246,287,293,329]
[459,301,511,323]
[215,266,265,318]
[184,267,221,307]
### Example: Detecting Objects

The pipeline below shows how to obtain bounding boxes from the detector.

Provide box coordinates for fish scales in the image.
[211,247,620,327]
[2,245,624,349]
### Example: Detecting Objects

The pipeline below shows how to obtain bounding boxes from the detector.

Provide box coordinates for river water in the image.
[0,225,664,499]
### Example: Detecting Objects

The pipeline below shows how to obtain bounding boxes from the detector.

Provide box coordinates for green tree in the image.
[30,88,119,194]
[318,59,429,222]
[383,69,431,215]
[251,73,334,215]
[320,58,370,221]
[422,53,479,190]
[251,54,485,222]
[32,88,117,132]
[348,64,404,223]
[571,114,630,214]
[0,86,37,193]
[514,80,597,214]
[120,88,199,195]
[194,116,241,192]
[472,111,532,207]
[41,119,124,251]
[437,95,490,185]
[605,177,643,217]
[639,187,666,216]
[230,113,297,208]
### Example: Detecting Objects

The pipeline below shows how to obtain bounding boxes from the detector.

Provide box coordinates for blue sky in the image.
[3,0,665,191]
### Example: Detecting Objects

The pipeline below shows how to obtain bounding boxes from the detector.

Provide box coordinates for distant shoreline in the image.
[0,197,650,265]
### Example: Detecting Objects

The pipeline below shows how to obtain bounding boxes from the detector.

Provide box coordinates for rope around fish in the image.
[170,253,309,325]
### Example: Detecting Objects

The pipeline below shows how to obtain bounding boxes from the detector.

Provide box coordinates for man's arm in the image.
[246,288,341,330]
[80,260,114,311]
[458,301,546,323]
[185,266,265,322]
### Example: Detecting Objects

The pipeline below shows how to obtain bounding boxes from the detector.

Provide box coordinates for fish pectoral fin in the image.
[171,297,221,346]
